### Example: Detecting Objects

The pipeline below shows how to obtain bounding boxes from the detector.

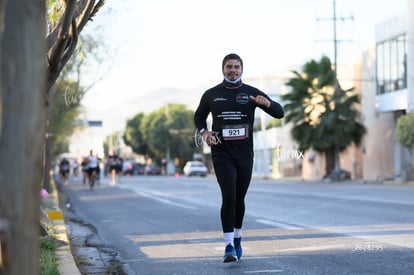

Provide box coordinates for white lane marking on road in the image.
[139,191,197,210]
[278,244,346,252]
[118,185,198,210]
[244,270,284,273]
[256,219,303,230]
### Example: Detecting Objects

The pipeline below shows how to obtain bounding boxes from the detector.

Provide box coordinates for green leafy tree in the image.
[139,104,195,166]
[282,56,366,179]
[44,0,105,190]
[124,113,151,156]
[48,32,107,161]
[50,78,85,157]
[396,112,414,180]
[141,109,168,161]
[51,28,111,158]
[397,113,414,148]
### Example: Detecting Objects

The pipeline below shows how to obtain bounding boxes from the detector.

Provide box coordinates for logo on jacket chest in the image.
[236,93,249,104]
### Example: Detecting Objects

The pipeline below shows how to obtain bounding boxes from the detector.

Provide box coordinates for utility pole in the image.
[316,0,353,179]
[316,0,353,79]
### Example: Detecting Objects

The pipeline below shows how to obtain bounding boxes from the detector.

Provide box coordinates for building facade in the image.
[252,2,413,181]
[360,2,413,182]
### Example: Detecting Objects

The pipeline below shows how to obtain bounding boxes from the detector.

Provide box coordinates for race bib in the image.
[222,124,249,140]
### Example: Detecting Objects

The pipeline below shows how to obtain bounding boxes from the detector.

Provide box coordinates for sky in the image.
[80,0,407,139]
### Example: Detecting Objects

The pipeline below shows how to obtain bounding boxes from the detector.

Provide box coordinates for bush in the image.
[397,113,414,148]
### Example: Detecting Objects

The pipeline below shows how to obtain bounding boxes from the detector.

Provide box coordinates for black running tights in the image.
[212,156,253,233]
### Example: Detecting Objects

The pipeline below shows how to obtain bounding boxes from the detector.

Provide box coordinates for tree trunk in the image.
[324,147,335,178]
[408,147,414,181]
[0,1,46,274]
[43,89,54,191]
[334,145,341,173]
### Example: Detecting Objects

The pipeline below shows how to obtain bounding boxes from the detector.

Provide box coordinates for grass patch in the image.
[40,227,59,275]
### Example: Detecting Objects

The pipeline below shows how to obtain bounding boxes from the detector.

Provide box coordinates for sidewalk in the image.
[41,181,80,275]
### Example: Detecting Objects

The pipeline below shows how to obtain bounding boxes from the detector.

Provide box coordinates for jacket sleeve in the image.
[257,90,284,119]
[194,93,209,132]
[264,100,284,119]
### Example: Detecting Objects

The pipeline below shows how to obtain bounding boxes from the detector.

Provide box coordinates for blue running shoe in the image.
[234,237,242,259]
[223,244,238,263]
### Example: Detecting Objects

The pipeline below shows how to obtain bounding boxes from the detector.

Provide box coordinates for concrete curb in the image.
[52,219,80,275]
[43,182,80,275]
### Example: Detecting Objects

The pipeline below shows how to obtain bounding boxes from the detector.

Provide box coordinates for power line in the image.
[316,0,353,73]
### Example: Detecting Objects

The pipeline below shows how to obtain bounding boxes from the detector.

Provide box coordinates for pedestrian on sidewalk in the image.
[194,53,284,262]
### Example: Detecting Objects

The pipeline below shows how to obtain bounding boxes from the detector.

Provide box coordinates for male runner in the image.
[194,53,284,262]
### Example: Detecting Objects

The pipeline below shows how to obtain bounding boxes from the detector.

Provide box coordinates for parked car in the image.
[136,163,146,175]
[183,161,208,177]
[145,164,161,175]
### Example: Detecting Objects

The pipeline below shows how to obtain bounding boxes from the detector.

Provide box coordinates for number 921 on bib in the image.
[222,124,249,140]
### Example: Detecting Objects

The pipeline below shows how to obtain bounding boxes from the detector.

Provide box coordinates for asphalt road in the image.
[60,175,414,275]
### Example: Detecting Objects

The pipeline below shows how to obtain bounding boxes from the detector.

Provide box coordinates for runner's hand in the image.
[249,95,271,108]
[202,131,218,146]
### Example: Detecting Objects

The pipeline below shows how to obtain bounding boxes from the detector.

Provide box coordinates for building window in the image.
[376,34,407,94]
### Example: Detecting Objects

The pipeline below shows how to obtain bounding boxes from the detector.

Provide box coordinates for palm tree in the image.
[282,56,366,180]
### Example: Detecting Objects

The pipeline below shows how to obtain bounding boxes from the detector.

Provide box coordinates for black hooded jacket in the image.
[194,81,284,159]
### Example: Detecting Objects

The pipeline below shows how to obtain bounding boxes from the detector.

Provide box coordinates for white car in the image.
[183,161,208,177]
